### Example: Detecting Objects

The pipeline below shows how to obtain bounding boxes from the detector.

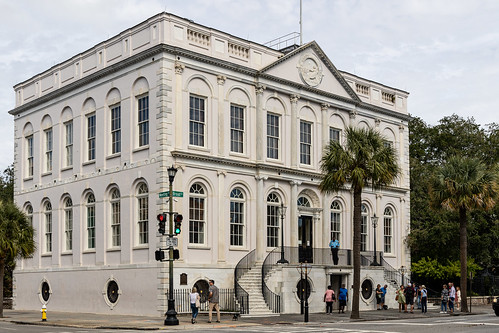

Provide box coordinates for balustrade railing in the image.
[234,249,256,315]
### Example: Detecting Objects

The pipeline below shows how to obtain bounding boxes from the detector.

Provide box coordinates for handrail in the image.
[234,249,256,315]
[262,247,281,313]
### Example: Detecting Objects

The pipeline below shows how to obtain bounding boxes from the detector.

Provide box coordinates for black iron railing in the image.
[262,247,281,313]
[380,257,403,287]
[165,288,238,314]
[234,249,256,315]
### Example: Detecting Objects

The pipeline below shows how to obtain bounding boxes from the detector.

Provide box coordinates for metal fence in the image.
[165,288,239,314]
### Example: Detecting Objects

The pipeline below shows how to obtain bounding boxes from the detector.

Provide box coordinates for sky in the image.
[1,0,498,172]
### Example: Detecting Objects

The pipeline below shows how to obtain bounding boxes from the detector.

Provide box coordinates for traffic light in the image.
[172,249,180,260]
[174,214,183,235]
[157,213,166,235]
[155,249,165,261]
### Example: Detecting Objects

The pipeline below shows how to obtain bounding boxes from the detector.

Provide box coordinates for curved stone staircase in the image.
[237,265,277,317]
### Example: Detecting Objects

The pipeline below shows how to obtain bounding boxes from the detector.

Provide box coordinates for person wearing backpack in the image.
[323,285,336,314]
[404,283,414,313]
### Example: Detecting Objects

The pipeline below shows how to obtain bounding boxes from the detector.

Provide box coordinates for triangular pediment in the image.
[259,42,360,102]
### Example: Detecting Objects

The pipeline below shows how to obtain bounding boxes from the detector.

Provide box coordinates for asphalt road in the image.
[0,312,497,332]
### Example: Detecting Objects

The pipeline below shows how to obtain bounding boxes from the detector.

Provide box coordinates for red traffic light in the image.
[157,214,166,222]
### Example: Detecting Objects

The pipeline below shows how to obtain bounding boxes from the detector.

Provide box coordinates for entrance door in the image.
[298,215,313,263]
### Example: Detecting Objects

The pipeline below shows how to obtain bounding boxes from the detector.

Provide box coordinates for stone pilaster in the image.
[217,170,227,263]
[290,95,299,167]
[289,180,301,247]
[217,75,226,157]
[255,85,265,162]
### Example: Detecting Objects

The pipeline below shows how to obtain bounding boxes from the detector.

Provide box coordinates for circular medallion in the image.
[297,54,323,87]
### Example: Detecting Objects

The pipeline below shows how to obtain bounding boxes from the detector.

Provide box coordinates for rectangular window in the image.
[300,121,312,165]
[189,197,205,244]
[230,201,244,246]
[266,205,279,247]
[45,212,52,253]
[45,129,53,172]
[330,211,341,242]
[65,121,73,167]
[384,217,392,253]
[230,105,244,153]
[329,127,340,143]
[65,208,73,251]
[267,113,279,159]
[138,96,149,147]
[26,136,34,177]
[87,114,96,161]
[361,215,368,252]
[111,105,121,154]
[111,200,121,247]
[87,205,95,249]
[138,196,148,244]
[189,95,205,147]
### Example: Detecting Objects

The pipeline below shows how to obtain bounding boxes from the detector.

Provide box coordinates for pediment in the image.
[259,42,360,102]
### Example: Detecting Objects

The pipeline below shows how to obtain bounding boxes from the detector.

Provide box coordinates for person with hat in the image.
[420,285,428,313]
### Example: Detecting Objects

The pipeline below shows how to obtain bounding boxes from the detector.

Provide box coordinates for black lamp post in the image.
[371,214,380,266]
[400,266,406,286]
[277,203,288,264]
[297,262,312,322]
[164,165,179,326]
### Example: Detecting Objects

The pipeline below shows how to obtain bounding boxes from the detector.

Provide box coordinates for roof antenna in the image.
[299,0,303,45]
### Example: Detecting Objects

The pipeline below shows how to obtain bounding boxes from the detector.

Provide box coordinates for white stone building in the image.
[10,12,410,316]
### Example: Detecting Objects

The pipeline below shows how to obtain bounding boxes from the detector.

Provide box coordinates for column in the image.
[174,61,184,149]
[217,170,227,263]
[398,124,406,187]
[255,85,265,162]
[290,95,299,168]
[217,75,226,157]
[289,180,300,247]
[348,110,357,127]
[322,193,329,249]
[255,175,267,261]
[313,212,321,249]
[321,103,330,149]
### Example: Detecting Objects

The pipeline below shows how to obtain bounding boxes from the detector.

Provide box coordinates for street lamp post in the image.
[400,266,406,286]
[164,165,179,326]
[296,262,312,322]
[277,203,288,264]
[371,214,380,266]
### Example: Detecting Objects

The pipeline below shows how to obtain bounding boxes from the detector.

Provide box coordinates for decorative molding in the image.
[297,53,324,87]
[349,110,357,119]
[321,103,330,111]
[217,75,226,85]
[375,118,381,126]
[174,61,185,75]
[217,170,227,177]
[290,94,300,104]
[255,84,265,95]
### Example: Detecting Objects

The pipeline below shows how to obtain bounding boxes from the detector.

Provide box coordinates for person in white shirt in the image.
[448,282,456,314]
[189,287,200,324]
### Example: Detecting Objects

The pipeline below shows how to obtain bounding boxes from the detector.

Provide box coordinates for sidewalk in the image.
[0,305,489,330]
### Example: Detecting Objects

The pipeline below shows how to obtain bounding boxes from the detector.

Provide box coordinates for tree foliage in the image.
[412,257,482,281]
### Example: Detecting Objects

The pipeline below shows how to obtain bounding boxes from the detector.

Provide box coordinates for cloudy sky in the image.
[1,0,498,172]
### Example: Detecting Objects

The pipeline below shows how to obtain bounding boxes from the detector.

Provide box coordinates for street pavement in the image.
[0,305,493,331]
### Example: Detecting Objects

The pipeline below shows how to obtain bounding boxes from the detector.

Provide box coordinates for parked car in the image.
[493,296,499,316]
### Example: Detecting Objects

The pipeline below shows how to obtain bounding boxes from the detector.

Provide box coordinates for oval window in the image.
[41,282,50,302]
[194,280,210,303]
[107,280,119,304]
[361,279,373,299]
[296,279,311,300]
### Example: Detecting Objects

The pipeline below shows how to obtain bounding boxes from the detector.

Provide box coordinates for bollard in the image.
[41,304,47,321]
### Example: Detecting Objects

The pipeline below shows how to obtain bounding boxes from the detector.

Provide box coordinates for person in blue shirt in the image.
[329,237,340,265]
[338,284,348,313]
[380,284,387,310]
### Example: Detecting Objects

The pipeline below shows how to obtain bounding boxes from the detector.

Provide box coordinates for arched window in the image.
[266,193,280,247]
[189,184,206,244]
[297,197,310,207]
[25,204,33,227]
[86,193,96,249]
[64,197,73,251]
[230,188,245,246]
[384,207,393,253]
[361,204,368,252]
[137,183,149,244]
[330,201,341,241]
[44,201,52,253]
[110,188,121,247]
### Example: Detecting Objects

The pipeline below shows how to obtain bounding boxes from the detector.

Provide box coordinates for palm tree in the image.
[320,127,400,319]
[430,156,497,312]
[0,201,35,317]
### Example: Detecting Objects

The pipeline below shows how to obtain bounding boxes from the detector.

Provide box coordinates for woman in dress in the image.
[397,285,406,313]
[441,284,449,313]
[190,287,201,324]
[456,286,461,310]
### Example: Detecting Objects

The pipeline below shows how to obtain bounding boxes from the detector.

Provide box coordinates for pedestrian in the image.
[189,287,200,324]
[338,284,348,313]
[396,285,406,313]
[380,284,387,310]
[208,279,220,323]
[440,284,449,313]
[448,282,456,314]
[420,285,428,314]
[375,284,383,310]
[415,283,421,309]
[456,286,461,310]
[404,283,414,313]
[329,237,340,265]
[323,285,336,314]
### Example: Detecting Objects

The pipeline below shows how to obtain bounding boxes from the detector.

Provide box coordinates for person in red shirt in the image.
[323,285,336,314]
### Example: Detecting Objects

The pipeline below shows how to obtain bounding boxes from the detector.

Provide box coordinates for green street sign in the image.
[159,191,184,198]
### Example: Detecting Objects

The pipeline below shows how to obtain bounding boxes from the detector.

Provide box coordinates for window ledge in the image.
[133,145,149,153]
[41,253,52,257]
[229,247,248,252]
[41,171,52,177]
[187,245,211,250]
[106,247,121,252]
[106,153,121,160]
[82,249,96,254]
[23,176,33,182]
[83,160,95,166]
[61,166,73,172]
[133,245,149,250]
[61,251,73,256]
[188,145,210,153]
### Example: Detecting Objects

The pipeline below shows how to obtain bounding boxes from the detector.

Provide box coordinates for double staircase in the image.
[237,265,276,317]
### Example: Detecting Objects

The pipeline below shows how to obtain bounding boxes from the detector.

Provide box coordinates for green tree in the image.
[0,201,35,317]
[320,127,399,319]
[430,156,498,312]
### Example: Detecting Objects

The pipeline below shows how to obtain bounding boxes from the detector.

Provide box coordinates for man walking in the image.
[329,237,340,265]
[421,285,428,313]
[208,279,220,323]
[448,282,456,314]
